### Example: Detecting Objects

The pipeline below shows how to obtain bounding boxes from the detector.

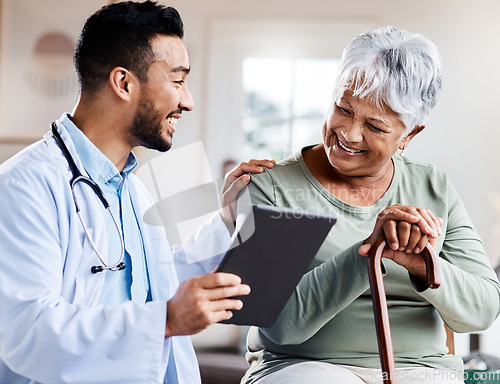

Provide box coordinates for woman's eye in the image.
[368,123,384,133]
[335,104,351,115]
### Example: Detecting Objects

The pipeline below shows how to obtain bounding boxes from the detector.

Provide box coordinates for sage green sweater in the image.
[241,148,500,384]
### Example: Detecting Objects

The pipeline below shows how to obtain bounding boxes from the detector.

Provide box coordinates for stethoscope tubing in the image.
[51,122,126,274]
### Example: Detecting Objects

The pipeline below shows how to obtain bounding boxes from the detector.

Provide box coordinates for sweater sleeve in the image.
[416,180,500,333]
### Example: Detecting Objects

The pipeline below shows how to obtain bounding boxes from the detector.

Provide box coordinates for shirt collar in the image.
[59,114,138,186]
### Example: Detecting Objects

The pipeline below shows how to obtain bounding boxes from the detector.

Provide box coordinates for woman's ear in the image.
[400,125,425,150]
[109,67,138,101]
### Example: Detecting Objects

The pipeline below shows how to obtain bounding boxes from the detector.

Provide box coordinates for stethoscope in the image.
[51,122,126,274]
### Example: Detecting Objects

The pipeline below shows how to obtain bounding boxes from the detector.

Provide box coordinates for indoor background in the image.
[1,0,499,361]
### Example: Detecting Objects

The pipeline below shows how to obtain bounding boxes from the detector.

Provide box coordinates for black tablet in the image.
[217,204,336,327]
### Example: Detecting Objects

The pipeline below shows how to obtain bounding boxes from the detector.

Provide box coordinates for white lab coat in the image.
[0,121,231,383]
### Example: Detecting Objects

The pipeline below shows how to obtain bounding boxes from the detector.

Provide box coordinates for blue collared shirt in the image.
[61,115,150,306]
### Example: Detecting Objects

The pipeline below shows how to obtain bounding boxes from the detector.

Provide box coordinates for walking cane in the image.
[367,238,441,384]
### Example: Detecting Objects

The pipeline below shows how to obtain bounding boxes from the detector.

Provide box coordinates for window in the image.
[242,57,339,160]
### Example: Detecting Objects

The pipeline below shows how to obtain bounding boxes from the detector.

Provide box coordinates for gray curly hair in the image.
[333,26,443,130]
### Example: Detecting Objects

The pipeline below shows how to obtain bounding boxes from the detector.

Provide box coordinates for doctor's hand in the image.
[220,159,275,229]
[164,272,250,338]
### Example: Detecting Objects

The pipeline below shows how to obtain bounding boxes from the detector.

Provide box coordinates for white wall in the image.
[0,0,108,139]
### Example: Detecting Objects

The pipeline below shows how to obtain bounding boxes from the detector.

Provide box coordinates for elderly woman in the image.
[239,27,500,384]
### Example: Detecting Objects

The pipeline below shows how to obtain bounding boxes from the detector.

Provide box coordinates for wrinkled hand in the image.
[219,159,275,228]
[165,272,251,337]
[359,204,443,280]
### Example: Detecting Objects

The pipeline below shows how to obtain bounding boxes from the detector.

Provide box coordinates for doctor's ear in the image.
[109,67,138,101]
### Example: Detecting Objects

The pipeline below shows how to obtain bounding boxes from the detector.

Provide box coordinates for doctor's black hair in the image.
[74,1,184,94]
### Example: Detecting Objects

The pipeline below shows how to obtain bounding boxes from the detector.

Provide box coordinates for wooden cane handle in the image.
[367,239,441,384]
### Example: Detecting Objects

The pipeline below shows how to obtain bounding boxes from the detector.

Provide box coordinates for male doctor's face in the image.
[129,35,194,152]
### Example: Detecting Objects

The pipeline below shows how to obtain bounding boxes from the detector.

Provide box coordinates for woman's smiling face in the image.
[322,89,408,178]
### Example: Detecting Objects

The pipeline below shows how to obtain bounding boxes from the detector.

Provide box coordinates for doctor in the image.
[0,1,273,383]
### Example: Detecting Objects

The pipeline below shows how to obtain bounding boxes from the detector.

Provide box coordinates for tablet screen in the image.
[217,204,336,327]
